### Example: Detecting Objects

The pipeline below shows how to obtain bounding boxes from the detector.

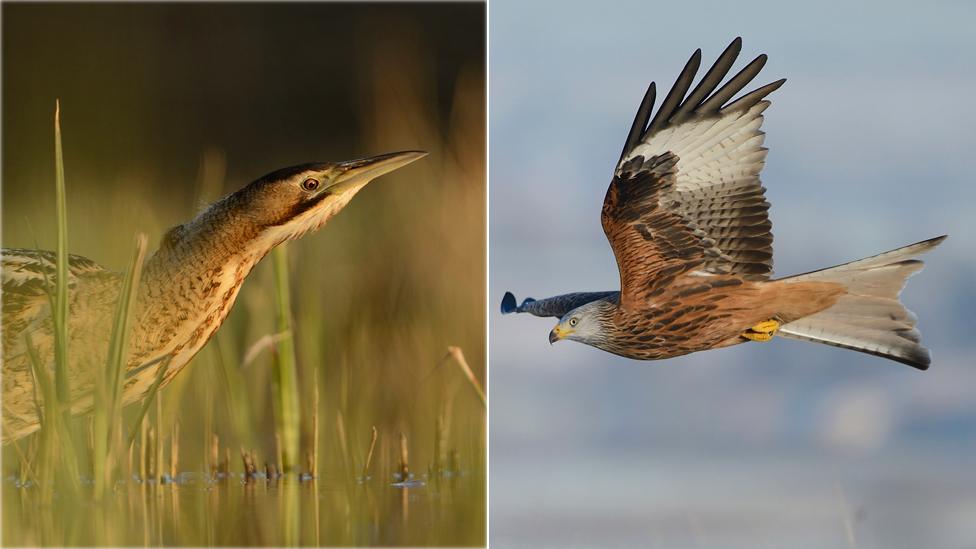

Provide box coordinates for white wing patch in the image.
[624,101,769,195]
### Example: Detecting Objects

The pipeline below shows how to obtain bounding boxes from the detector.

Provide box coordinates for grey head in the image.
[548,298,615,347]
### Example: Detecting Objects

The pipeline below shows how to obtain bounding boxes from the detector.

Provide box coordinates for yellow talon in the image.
[751,320,780,333]
[742,319,780,342]
[742,331,774,342]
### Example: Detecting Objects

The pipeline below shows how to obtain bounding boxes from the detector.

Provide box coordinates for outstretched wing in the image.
[603,38,782,309]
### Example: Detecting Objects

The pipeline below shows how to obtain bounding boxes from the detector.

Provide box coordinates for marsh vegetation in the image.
[2,4,485,545]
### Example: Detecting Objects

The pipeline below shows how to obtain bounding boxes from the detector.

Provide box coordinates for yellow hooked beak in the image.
[331,150,427,191]
[549,325,572,344]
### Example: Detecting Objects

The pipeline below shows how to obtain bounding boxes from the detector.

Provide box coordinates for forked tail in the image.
[778,235,946,370]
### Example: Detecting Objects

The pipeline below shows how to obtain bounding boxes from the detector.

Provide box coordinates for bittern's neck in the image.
[151,192,274,272]
[132,194,273,363]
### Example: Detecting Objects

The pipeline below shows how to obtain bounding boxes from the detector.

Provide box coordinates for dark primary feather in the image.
[723,78,786,113]
[696,53,768,113]
[670,38,743,123]
[620,37,783,162]
[619,82,656,164]
[646,49,701,134]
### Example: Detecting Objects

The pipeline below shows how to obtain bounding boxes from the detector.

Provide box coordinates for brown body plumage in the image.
[2,151,425,442]
[588,276,844,361]
[502,38,944,369]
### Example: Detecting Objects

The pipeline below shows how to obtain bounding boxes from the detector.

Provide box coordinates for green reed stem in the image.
[213,332,254,449]
[53,100,71,421]
[28,101,81,499]
[25,332,81,497]
[126,357,172,449]
[93,233,148,499]
[24,333,56,498]
[271,246,300,471]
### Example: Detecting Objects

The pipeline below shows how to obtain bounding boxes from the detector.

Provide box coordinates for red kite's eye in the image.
[301,178,320,191]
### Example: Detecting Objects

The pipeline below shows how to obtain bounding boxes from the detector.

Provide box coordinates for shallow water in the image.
[3,470,485,546]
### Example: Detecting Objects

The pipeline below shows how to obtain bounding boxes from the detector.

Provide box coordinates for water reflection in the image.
[3,469,484,546]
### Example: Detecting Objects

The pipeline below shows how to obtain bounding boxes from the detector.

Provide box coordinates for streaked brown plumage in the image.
[501,38,945,369]
[2,151,425,443]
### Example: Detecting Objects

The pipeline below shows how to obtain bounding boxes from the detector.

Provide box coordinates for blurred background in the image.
[3,3,484,546]
[490,1,975,547]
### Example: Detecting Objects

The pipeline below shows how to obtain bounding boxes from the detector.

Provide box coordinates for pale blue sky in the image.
[489,1,976,546]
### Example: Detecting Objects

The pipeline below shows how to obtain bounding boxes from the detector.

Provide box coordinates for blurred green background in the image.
[3,2,485,546]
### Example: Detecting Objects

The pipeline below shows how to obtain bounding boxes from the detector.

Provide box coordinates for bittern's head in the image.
[240,150,427,243]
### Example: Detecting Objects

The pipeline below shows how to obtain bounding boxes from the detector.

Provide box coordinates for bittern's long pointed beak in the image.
[332,150,427,189]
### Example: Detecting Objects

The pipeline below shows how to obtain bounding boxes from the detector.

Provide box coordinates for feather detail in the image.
[778,236,947,369]
[615,38,782,281]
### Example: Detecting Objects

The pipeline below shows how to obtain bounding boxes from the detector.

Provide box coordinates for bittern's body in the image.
[2,151,425,442]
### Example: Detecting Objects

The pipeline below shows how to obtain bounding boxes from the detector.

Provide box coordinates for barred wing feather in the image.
[610,37,784,284]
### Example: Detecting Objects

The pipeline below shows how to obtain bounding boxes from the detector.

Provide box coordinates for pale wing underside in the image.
[615,37,782,281]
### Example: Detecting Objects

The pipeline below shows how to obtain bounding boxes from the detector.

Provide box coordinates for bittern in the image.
[501,38,945,369]
[2,150,426,442]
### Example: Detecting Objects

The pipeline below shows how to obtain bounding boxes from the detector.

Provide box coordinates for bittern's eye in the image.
[301,178,320,191]
[569,318,578,327]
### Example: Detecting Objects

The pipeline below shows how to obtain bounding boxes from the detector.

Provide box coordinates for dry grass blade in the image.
[210,434,219,478]
[398,432,409,481]
[362,426,378,479]
[139,414,148,481]
[446,346,486,407]
[241,331,291,368]
[170,421,180,480]
[146,425,157,480]
[336,409,350,476]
